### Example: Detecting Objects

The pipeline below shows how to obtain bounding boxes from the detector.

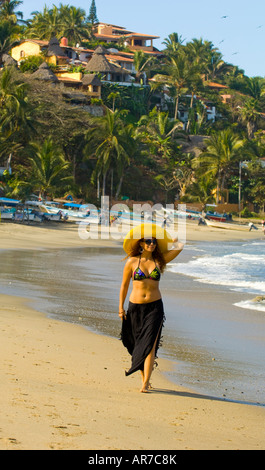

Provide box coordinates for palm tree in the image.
[84,109,130,197]
[185,69,204,134]
[238,98,260,139]
[0,68,36,178]
[107,91,121,111]
[0,19,20,65]
[162,32,184,55]
[152,50,190,120]
[26,4,92,43]
[154,174,179,203]
[185,175,215,209]
[114,122,139,199]
[244,76,265,100]
[0,67,35,140]
[0,0,24,24]
[137,108,181,162]
[27,6,62,40]
[28,137,73,199]
[187,100,212,135]
[195,129,245,203]
[133,50,152,84]
[186,38,210,66]
[246,159,265,213]
[185,37,232,82]
[59,5,91,45]
[173,153,195,199]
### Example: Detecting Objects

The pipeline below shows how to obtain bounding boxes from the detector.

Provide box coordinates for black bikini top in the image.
[133,255,161,281]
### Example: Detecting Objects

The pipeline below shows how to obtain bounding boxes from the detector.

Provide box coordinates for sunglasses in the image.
[144,238,157,246]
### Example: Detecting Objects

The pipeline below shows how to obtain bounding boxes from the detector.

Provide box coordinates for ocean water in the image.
[0,240,264,406]
[167,240,265,312]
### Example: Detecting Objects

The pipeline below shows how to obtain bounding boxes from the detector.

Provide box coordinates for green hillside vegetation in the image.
[0,1,265,215]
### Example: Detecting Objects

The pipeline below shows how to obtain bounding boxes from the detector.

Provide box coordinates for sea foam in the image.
[167,241,265,309]
[234,299,265,312]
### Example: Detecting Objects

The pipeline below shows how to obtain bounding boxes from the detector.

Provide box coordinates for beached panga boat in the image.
[0,197,19,220]
[0,210,14,219]
[205,219,252,231]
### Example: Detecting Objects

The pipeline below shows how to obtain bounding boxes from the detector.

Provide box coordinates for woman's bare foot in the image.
[140,381,150,393]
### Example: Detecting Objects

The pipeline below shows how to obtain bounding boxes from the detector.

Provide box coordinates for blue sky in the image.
[20,0,265,77]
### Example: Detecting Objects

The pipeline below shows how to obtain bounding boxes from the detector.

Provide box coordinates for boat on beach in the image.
[205,211,229,222]
[25,201,68,221]
[0,198,66,223]
[0,210,14,220]
[205,219,253,231]
[0,197,19,220]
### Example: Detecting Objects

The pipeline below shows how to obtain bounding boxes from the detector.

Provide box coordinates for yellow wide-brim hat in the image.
[123,223,173,254]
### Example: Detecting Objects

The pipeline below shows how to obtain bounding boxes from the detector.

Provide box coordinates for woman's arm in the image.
[163,238,184,264]
[119,258,133,319]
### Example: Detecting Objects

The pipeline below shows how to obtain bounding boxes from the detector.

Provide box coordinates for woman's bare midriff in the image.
[129,280,162,304]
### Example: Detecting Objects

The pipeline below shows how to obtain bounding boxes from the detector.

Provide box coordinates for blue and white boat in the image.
[0,197,19,219]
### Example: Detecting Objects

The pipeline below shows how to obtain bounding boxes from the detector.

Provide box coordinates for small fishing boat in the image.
[0,210,14,220]
[0,197,19,220]
[205,211,229,222]
[205,219,251,231]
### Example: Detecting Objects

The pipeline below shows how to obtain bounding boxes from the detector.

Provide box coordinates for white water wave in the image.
[168,251,265,295]
[234,300,265,313]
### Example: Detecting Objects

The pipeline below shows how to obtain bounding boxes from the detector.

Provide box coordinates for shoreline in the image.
[0,219,264,251]
[1,242,264,407]
[1,293,265,450]
[1,221,265,449]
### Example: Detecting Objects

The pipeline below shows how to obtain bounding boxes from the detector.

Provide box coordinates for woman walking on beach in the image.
[119,223,184,392]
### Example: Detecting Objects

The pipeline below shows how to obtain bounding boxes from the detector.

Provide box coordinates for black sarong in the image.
[121,298,165,376]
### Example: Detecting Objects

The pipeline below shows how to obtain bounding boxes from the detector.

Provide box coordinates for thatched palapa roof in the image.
[47,37,67,58]
[31,62,59,82]
[82,73,102,86]
[85,46,129,74]
[2,54,17,67]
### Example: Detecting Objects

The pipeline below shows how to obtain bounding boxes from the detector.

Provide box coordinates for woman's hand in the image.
[163,238,184,264]
[119,309,126,320]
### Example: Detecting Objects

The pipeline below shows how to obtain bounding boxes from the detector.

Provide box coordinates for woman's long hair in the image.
[127,239,166,273]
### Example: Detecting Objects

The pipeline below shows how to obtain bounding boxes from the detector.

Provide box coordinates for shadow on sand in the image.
[149,387,264,407]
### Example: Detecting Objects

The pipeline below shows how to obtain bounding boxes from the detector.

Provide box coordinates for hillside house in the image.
[11,37,69,66]
[59,37,94,64]
[93,23,160,54]
[84,46,133,84]
[11,38,136,84]
[11,39,49,63]
[10,17,160,86]
[82,73,102,98]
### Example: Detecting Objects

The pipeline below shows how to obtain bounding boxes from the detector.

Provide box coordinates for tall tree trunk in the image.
[216,172,221,204]
[97,172,100,200]
[102,171,107,197]
[110,167,113,203]
[221,172,226,193]
[186,92,194,134]
[115,171,124,199]
[174,93,180,121]
[73,154,76,183]
[247,121,255,140]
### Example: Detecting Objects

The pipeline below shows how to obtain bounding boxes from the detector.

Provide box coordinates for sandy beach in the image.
[0,218,263,250]
[0,220,265,450]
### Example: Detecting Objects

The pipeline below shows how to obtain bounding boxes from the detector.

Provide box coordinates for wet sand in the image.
[0,244,264,405]
[1,293,265,450]
[0,221,265,450]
